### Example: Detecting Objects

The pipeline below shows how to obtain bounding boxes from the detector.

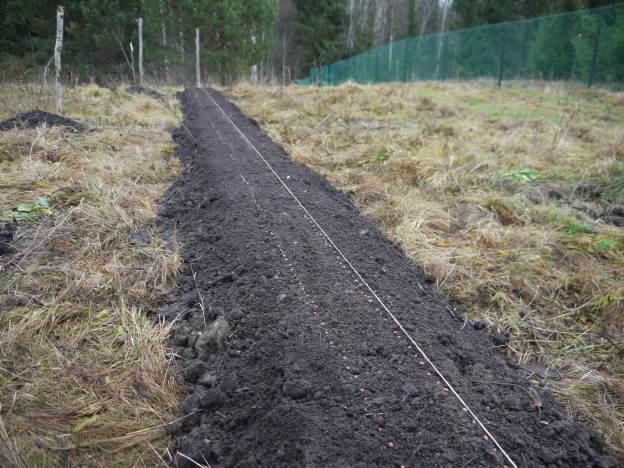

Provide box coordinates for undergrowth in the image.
[0,84,182,466]
[231,80,624,456]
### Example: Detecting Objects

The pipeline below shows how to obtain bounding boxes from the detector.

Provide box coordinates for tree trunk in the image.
[55,5,64,115]
[160,0,170,83]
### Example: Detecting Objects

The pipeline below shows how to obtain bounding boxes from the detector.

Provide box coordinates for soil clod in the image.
[283,378,313,399]
[194,316,230,359]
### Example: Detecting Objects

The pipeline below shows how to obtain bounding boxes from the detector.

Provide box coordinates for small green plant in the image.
[563,220,593,236]
[375,147,390,163]
[595,239,616,252]
[1,196,52,221]
[506,168,539,184]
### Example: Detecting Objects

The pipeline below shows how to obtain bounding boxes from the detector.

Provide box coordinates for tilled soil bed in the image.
[158,88,617,467]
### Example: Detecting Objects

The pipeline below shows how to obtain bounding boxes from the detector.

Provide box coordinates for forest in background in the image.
[0,0,622,84]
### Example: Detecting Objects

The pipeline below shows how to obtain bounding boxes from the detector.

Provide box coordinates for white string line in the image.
[200,88,518,468]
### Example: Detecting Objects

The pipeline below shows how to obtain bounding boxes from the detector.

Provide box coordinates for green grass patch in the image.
[530,204,594,235]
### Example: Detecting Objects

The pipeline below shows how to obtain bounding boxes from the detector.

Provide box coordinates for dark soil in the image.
[0,220,17,256]
[0,110,87,133]
[127,85,163,100]
[157,88,618,468]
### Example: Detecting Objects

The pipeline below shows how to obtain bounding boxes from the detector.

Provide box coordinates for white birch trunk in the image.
[195,28,201,87]
[55,5,64,115]
[138,17,144,85]
[250,34,258,84]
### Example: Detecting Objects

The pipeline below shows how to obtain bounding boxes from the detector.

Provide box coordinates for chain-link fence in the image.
[301,3,624,88]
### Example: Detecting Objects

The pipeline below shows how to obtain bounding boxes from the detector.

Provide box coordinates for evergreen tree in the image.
[294,0,347,74]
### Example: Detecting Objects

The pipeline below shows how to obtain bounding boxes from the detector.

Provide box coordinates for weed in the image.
[375,147,390,163]
[1,196,53,221]
[564,221,594,236]
[595,239,617,252]
[507,168,539,184]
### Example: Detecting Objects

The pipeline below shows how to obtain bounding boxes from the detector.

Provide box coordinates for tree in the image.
[294,0,347,76]
[0,0,58,77]
[452,0,522,28]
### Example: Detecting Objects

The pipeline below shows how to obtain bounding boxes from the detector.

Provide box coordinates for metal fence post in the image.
[440,36,448,81]
[497,44,505,87]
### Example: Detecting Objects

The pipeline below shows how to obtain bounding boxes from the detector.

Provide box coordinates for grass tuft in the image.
[0,83,183,466]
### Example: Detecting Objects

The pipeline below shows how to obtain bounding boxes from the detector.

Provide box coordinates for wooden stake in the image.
[195,28,201,87]
[130,42,136,84]
[138,17,144,85]
[54,5,64,115]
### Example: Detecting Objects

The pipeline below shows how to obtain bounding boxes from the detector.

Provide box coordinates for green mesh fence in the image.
[301,3,624,88]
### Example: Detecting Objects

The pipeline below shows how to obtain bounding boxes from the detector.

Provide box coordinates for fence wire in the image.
[301,3,624,88]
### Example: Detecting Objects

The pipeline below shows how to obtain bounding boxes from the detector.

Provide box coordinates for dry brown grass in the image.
[230,80,624,456]
[0,84,183,466]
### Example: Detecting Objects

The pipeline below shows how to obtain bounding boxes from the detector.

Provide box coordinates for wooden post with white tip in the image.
[195,28,201,87]
[138,17,144,85]
[54,5,64,114]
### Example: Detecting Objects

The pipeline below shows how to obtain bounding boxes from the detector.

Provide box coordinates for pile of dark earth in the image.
[0,110,87,133]
[126,85,163,100]
[156,88,618,467]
